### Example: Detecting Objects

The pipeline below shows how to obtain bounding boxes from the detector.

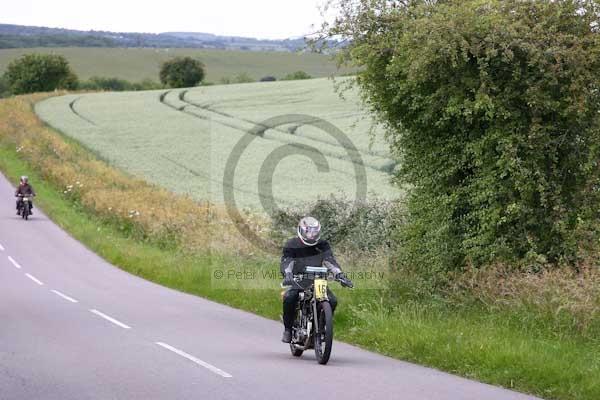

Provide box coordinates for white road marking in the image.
[7,256,21,269]
[51,290,78,303]
[155,342,233,378]
[0,243,4,251]
[25,273,44,285]
[89,309,131,329]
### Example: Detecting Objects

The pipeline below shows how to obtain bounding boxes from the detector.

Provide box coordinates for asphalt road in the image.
[0,172,542,400]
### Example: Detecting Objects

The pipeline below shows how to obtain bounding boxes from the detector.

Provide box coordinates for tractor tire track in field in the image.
[157,90,374,179]
[68,97,97,125]
[175,91,397,175]
[179,91,390,158]
[159,90,188,112]
[160,90,246,133]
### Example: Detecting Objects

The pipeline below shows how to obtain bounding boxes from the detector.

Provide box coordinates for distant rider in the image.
[280,216,353,343]
[15,176,36,215]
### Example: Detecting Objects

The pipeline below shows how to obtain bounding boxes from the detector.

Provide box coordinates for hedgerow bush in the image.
[79,76,162,91]
[327,0,600,272]
[271,197,398,253]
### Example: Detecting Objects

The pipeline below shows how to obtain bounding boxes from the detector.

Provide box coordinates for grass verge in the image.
[0,93,598,400]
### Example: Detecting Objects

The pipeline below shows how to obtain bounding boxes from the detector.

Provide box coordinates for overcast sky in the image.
[2,0,333,39]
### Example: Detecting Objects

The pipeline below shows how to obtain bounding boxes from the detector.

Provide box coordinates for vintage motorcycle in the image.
[284,266,344,365]
[16,194,33,220]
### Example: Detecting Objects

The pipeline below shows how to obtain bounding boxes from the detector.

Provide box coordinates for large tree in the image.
[5,53,78,94]
[159,56,205,88]
[326,0,600,272]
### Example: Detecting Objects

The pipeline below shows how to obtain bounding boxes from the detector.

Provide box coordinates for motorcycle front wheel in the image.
[314,301,333,365]
[23,203,30,220]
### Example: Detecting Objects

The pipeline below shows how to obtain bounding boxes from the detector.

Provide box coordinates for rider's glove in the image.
[282,272,294,286]
[336,272,354,288]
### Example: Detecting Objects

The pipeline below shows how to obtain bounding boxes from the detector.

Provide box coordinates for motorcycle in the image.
[284,266,345,365]
[16,194,33,220]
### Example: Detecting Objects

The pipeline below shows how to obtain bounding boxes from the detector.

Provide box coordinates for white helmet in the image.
[20,176,28,183]
[297,216,321,246]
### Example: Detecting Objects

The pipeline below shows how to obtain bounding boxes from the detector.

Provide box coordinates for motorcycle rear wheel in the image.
[314,301,333,365]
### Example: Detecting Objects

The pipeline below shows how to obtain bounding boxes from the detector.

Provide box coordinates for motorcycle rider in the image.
[15,176,36,215]
[280,216,353,343]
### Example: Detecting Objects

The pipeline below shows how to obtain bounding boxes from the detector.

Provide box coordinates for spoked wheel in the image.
[314,301,333,365]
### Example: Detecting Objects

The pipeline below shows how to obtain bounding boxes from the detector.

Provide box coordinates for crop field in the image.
[0,47,348,83]
[35,78,399,210]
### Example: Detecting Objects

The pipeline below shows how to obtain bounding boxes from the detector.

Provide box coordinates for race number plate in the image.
[314,279,328,301]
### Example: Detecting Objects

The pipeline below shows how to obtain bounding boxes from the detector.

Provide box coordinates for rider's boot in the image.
[282,329,292,343]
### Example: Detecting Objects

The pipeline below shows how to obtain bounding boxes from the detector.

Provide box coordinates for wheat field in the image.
[35,78,400,210]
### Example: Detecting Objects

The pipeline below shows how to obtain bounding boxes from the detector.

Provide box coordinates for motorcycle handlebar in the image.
[282,273,353,289]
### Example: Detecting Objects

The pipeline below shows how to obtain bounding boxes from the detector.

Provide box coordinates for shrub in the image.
[282,71,312,81]
[0,75,10,98]
[130,79,162,91]
[159,56,205,88]
[80,76,133,91]
[271,196,398,254]
[5,53,79,94]
[79,77,162,92]
[328,0,600,272]
[232,72,254,84]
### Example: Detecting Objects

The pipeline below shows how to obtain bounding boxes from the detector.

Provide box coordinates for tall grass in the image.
[0,92,263,256]
[447,265,600,341]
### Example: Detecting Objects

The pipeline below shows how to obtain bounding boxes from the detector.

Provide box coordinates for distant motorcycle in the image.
[16,194,34,220]
[284,266,348,365]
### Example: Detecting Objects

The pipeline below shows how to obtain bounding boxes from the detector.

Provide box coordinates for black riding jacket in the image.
[15,183,36,197]
[280,237,342,277]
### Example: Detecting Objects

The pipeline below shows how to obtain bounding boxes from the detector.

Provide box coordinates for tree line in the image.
[0,53,314,97]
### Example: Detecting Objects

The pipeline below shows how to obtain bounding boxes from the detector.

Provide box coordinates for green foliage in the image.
[5,53,78,94]
[282,70,312,80]
[79,76,162,92]
[80,76,132,91]
[330,0,600,271]
[220,72,255,84]
[159,56,205,88]
[234,72,254,83]
[271,197,398,253]
[0,74,10,98]
[0,33,118,48]
[130,79,163,91]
